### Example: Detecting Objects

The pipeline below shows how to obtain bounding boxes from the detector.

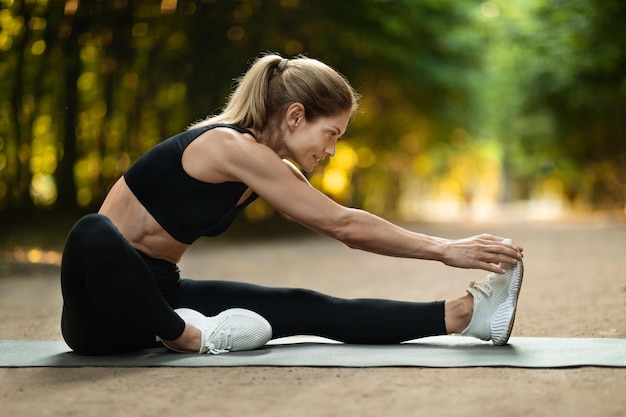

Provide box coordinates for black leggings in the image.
[60,214,446,355]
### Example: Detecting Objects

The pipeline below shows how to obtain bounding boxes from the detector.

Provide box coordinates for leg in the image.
[444,294,473,334]
[173,280,447,344]
[60,214,185,355]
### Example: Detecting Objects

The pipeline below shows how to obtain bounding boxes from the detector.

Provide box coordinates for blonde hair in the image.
[189,53,360,147]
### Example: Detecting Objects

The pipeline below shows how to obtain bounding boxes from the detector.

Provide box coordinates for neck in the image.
[252,128,287,156]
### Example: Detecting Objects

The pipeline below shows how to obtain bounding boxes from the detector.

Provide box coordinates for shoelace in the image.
[469,275,494,299]
[204,330,233,355]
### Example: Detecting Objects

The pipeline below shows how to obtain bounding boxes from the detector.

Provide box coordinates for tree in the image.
[526,0,626,206]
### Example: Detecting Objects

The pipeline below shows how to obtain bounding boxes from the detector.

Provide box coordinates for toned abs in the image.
[99,177,190,264]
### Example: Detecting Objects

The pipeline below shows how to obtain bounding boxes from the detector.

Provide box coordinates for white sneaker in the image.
[166,308,272,354]
[461,241,524,345]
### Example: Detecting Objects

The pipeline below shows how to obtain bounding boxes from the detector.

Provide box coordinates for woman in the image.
[60,53,524,356]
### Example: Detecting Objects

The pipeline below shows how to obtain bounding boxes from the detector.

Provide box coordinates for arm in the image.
[244,147,523,272]
[186,130,523,273]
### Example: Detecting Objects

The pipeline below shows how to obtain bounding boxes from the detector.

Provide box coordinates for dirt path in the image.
[1,218,625,417]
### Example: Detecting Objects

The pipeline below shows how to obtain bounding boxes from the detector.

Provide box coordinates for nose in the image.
[325,143,336,158]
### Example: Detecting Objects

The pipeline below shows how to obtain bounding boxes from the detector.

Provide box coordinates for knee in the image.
[65,214,118,251]
[71,213,110,234]
[69,213,114,238]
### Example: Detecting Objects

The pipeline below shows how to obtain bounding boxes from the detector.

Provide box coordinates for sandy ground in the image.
[1,217,625,417]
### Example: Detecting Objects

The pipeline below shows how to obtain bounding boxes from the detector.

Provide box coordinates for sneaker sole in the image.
[490,259,524,345]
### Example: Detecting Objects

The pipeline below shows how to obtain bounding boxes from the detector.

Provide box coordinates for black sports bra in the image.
[124,124,259,244]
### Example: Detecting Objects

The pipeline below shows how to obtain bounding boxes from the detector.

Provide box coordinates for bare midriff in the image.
[99,177,190,264]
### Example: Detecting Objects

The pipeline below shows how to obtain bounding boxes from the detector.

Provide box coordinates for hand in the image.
[439,234,524,273]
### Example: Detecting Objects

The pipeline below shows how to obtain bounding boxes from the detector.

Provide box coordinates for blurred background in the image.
[1,0,625,260]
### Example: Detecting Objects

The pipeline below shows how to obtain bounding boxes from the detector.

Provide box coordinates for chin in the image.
[298,161,314,172]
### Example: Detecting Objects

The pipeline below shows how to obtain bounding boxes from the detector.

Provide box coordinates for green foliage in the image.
[0,0,624,225]
[524,0,626,204]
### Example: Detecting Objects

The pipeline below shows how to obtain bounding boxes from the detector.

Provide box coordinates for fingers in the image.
[489,250,523,269]
[475,234,524,259]
[477,233,506,242]
[474,252,518,273]
[489,244,523,262]
[470,234,524,273]
[441,233,523,273]
[481,262,507,274]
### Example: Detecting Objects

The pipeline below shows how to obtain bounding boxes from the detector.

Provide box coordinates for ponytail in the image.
[189,53,359,145]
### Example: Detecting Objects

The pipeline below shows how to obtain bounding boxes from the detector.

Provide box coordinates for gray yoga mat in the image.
[1,336,625,368]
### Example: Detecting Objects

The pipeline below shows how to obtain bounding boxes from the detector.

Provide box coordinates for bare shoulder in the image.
[183,127,328,226]
[182,126,278,183]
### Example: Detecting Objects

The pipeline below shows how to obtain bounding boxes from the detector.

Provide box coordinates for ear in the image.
[285,102,305,131]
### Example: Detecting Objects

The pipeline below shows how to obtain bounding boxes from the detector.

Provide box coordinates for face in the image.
[283,108,351,172]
